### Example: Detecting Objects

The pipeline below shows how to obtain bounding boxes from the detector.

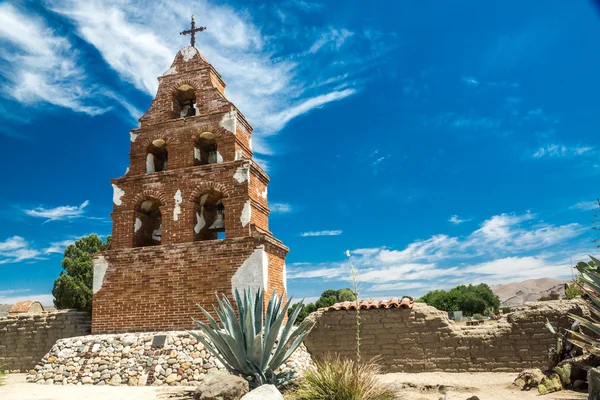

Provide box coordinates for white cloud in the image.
[449,215,470,224]
[0,236,42,264]
[287,211,588,298]
[300,230,343,237]
[270,202,293,214]
[532,144,593,159]
[24,200,89,223]
[44,0,377,155]
[0,291,54,306]
[0,3,138,121]
[45,239,76,254]
[570,200,599,211]
[461,76,479,87]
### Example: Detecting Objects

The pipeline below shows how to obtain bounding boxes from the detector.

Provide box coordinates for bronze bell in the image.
[209,202,225,231]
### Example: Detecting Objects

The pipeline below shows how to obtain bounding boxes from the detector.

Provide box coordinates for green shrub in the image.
[294,354,396,400]
[191,289,313,388]
[472,313,484,320]
[419,283,500,316]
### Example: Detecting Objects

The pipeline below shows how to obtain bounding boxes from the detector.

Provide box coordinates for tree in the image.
[419,283,500,316]
[52,234,111,312]
[289,288,357,323]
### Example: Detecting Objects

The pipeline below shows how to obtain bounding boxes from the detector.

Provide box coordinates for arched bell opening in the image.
[146,139,168,173]
[133,198,162,247]
[194,189,225,241]
[194,132,221,166]
[174,84,197,118]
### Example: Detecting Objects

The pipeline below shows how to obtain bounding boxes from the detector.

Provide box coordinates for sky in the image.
[1,0,599,306]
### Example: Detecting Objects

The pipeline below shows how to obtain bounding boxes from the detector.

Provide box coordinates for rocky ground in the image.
[0,371,587,400]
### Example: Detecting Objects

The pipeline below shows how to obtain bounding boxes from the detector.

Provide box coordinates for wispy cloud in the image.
[460,76,479,87]
[44,0,383,155]
[300,230,343,237]
[0,236,42,264]
[532,144,593,159]
[0,289,54,306]
[24,200,89,223]
[44,239,76,254]
[288,211,587,297]
[570,200,599,212]
[270,202,294,214]
[449,215,470,224]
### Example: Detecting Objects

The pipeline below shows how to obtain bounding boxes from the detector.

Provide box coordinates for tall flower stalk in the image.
[346,250,361,365]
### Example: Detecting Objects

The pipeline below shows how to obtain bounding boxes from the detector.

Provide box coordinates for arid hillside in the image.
[491,278,567,306]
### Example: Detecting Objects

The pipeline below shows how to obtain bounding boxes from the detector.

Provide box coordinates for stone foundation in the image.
[26,330,311,386]
[304,300,586,373]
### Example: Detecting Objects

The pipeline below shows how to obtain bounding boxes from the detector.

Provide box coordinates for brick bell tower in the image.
[91,36,289,333]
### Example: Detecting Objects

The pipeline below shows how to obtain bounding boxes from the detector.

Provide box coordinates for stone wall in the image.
[26,330,311,386]
[304,300,586,373]
[0,311,91,371]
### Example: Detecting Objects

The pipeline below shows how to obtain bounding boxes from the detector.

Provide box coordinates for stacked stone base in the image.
[27,330,311,386]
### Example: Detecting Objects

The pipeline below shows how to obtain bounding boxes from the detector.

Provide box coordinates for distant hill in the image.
[491,278,567,306]
[0,304,12,318]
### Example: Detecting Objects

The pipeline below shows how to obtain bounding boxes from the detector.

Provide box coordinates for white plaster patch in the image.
[112,184,125,206]
[125,167,130,174]
[194,212,206,233]
[235,150,243,161]
[194,147,202,162]
[134,217,142,232]
[130,132,138,142]
[248,137,252,150]
[173,189,183,221]
[219,110,237,134]
[180,46,196,61]
[231,248,269,295]
[146,153,155,173]
[163,66,177,75]
[262,187,268,199]
[283,263,287,293]
[241,200,251,227]
[93,256,109,294]
[216,151,223,163]
[233,166,250,183]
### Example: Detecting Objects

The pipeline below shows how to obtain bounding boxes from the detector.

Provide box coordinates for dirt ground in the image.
[0,372,588,400]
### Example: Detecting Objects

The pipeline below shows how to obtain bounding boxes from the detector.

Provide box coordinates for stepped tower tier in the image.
[92,46,288,333]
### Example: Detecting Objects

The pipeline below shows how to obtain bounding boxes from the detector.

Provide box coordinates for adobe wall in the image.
[304,300,586,373]
[0,311,90,371]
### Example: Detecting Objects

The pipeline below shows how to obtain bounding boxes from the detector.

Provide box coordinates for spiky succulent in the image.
[190,289,313,388]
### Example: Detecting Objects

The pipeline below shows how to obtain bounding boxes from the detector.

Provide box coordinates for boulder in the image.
[194,371,249,400]
[588,367,600,400]
[513,369,545,391]
[241,385,283,400]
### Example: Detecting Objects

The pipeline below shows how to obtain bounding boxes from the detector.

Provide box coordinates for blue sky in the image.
[1,0,599,305]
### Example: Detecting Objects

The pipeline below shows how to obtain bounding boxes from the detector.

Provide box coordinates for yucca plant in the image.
[190,289,313,388]
[563,255,600,356]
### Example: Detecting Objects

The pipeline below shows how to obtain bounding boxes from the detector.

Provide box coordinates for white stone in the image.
[146,153,155,173]
[180,46,196,61]
[134,217,142,232]
[219,110,237,134]
[233,166,250,183]
[173,189,183,221]
[163,66,177,76]
[194,212,205,234]
[235,149,243,161]
[231,248,268,296]
[130,132,138,142]
[112,184,125,206]
[92,257,109,295]
[122,335,136,346]
[241,384,283,400]
[240,200,251,227]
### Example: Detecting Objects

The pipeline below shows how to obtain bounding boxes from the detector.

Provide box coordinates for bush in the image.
[289,288,357,323]
[419,283,500,316]
[294,354,396,400]
[52,234,110,312]
[472,313,484,320]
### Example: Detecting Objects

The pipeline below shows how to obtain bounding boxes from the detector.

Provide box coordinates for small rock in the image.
[194,371,249,400]
[241,384,283,400]
[109,374,122,386]
[513,369,545,391]
[165,374,179,384]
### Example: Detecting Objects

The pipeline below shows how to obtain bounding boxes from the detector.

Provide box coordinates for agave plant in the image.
[190,289,313,388]
[564,255,600,356]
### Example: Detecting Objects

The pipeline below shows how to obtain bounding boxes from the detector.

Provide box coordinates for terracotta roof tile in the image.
[323,298,414,312]
[8,300,44,314]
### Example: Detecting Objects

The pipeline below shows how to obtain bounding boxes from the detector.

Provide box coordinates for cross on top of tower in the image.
[180,15,206,47]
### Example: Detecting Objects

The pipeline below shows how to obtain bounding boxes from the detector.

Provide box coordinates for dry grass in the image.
[292,354,397,400]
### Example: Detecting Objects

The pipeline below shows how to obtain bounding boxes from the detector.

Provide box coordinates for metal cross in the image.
[180,15,206,47]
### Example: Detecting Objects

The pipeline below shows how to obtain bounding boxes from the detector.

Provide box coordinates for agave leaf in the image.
[269,330,312,370]
[586,291,600,310]
[568,338,600,357]
[580,274,600,295]
[567,329,600,347]
[261,296,290,368]
[190,330,237,373]
[195,306,221,331]
[569,314,600,336]
[191,321,242,371]
[590,255,600,268]
[254,289,264,337]
[546,318,556,334]
[576,261,594,272]
[271,299,299,356]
